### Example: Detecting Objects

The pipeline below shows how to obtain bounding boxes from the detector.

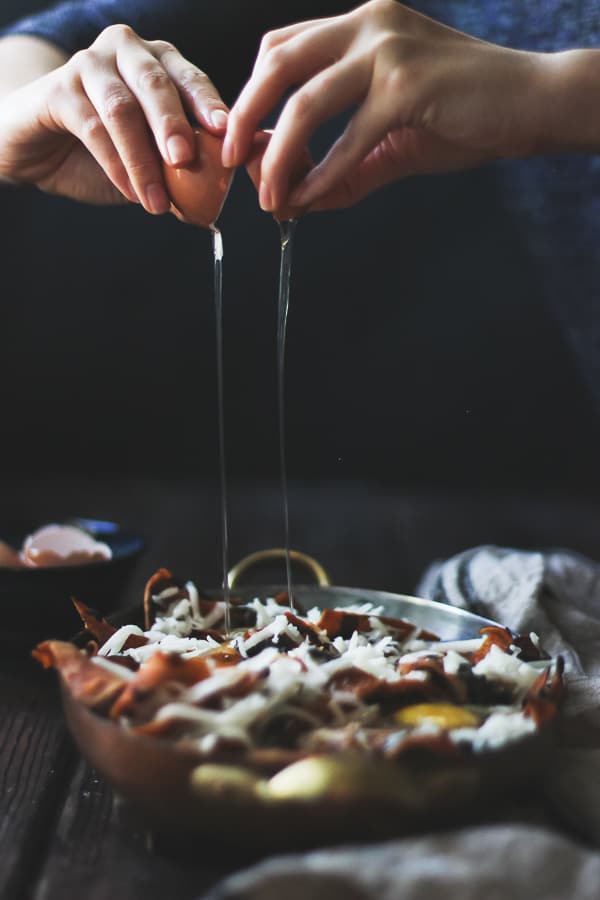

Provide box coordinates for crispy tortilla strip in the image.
[273,591,306,616]
[72,598,148,651]
[399,657,468,704]
[523,657,565,725]
[72,598,116,644]
[328,666,442,707]
[318,609,383,640]
[203,644,242,667]
[132,718,197,739]
[110,651,211,719]
[317,608,435,643]
[144,567,234,630]
[198,671,266,708]
[470,626,549,665]
[470,626,514,664]
[144,567,177,630]
[32,640,127,712]
[284,611,326,646]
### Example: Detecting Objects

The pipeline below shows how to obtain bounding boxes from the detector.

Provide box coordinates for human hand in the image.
[224,0,548,211]
[0,26,228,211]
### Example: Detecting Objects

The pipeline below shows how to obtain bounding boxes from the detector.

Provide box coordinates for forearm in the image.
[0,0,355,105]
[534,49,600,155]
[0,36,67,99]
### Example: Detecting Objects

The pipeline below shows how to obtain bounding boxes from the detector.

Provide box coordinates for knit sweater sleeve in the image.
[0,0,353,98]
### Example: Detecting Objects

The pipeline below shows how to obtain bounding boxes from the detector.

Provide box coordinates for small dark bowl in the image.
[0,518,144,648]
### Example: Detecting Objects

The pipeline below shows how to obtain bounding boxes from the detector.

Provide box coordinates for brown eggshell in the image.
[245,130,313,222]
[163,128,234,229]
[21,524,112,569]
[0,540,24,569]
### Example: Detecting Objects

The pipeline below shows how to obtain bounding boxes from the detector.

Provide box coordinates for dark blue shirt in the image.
[3,0,600,422]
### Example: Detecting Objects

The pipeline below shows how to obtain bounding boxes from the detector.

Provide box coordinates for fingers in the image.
[257,59,370,212]
[75,46,170,213]
[309,128,491,211]
[307,134,412,211]
[288,86,393,209]
[65,25,229,215]
[153,41,229,133]
[225,19,351,169]
[114,36,196,167]
[254,19,327,67]
[47,66,138,203]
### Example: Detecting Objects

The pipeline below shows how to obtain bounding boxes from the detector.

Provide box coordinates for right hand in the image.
[0,25,229,212]
[225,0,549,212]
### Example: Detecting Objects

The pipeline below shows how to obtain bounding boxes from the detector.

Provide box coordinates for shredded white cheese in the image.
[472,644,540,695]
[97,592,556,757]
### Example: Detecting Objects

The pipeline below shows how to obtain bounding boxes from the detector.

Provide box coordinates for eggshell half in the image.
[22,524,112,568]
[163,129,234,229]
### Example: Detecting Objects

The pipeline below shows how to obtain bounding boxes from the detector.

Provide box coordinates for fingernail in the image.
[210,109,228,131]
[259,180,273,211]
[222,134,236,168]
[146,182,169,214]
[167,134,192,167]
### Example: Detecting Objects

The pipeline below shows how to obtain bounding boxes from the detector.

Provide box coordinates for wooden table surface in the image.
[2,478,600,900]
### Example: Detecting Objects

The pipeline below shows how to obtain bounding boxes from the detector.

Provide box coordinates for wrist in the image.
[528,49,600,155]
[0,36,67,99]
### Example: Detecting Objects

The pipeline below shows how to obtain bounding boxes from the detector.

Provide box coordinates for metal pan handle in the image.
[228,548,331,589]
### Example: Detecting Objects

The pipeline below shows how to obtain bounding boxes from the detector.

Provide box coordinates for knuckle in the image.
[158,112,185,134]
[373,33,409,75]
[105,23,136,43]
[373,31,401,57]
[68,48,87,69]
[264,45,288,77]
[369,0,397,21]
[259,30,280,56]
[151,39,177,56]
[103,86,137,121]
[137,65,171,93]
[66,47,96,78]
[287,90,313,122]
[381,61,407,95]
[316,71,336,96]
[178,66,209,94]
[127,158,159,180]
[80,113,104,142]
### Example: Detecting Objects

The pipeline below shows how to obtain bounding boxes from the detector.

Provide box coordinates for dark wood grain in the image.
[32,762,254,900]
[2,477,600,899]
[0,663,76,900]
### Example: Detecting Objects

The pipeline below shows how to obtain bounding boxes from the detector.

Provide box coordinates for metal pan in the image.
[61,549,557,849]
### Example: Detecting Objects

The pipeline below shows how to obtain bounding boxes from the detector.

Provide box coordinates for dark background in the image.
[1,1,599,494]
